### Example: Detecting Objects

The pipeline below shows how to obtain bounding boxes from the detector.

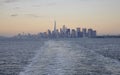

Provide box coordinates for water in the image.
[0,38,120,75]
[0,40,44,75]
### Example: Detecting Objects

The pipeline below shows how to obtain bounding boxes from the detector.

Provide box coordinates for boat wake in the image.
[19,40,120,75]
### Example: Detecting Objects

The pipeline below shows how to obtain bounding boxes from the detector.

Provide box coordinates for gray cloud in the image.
[11,13,48,18]
[3,0,18,3]
[25,14,47,18]
[11,14,18,17]
[0,0,19,5]
[47,2,56,6]
[33,2,56,8]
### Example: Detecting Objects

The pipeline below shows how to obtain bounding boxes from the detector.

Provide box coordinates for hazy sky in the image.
[0,0,120,36]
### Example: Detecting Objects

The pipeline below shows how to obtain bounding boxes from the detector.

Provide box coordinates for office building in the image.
[88,29,93,38]
[82,28,87,37]
[71,29,76,38]
[76,28,81,38]
[66,28,71,38]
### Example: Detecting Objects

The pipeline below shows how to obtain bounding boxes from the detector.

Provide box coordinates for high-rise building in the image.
[76,28,81,38]
[71,29,76,38]
[56,29,59,38]
[88,28,97,38]
[62,25,66,33]
[60,28,63,38]
[62,25,67,37]
[53,21,57,38]
[66,28,70,38]
[92,30,97,38]
[88,28,93,38]
[54,20,56,33]
[47,29,51,38]
[82,28,87,37]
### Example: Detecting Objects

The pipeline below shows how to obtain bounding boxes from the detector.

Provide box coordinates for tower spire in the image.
[54,20,56,32]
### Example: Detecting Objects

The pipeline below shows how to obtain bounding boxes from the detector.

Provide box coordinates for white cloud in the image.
[0,0,19,3]
[11,14,18,17]
[24,14,49,18]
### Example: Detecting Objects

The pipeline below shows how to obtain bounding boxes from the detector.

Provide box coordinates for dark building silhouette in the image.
[76,28,81,38]
[88,29,93,38]
[71,29,76,38]
[88,29,96,38]
[92,30,97,38]
[82,28,87,37]
[15,21,97,39]
[66,29,71,38]
[48,29,52,38]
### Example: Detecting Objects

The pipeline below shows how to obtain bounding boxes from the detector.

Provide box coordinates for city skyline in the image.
[49,21,97,38]
[12,21,97,39]
[0,0,120,36]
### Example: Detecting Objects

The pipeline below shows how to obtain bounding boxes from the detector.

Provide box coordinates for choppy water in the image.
[0,38,120,75]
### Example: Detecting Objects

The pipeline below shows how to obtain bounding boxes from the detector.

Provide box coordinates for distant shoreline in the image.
[0,36,120,41]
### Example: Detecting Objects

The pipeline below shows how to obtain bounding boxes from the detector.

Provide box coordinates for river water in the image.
[0,38,120,75]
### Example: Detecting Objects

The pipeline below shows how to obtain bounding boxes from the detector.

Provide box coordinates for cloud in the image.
[11,14,18,17]
[11,14,46,18]
[5,0,14,3]
[25,14,41,18]
[47,2,56,6]
[25,14,47,18]
[32,2,56,8]
[0,0,19,5]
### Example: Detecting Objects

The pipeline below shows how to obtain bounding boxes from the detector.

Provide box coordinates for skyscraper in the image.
[62,25,66,33]
[88,29,93,38]
[62,25,67,37]
[71,29,76,38]
[92,30,97,38]
[82,28,87,37]
[54,20,56,33]
[47,29,52,38]
[52,20,57,38]
[66,28,70,38]
[76,28,81,38]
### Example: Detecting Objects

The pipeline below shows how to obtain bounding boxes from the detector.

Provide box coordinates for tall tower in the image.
[54,20,56,32]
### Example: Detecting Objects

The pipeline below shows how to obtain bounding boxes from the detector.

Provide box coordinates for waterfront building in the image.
[66,28,71,38]
[48,29,52,38]
[88,28,93,38]
[82,28,87,37]
[71,29,76,38]
[76,28,81,38]
[92,30,97,38]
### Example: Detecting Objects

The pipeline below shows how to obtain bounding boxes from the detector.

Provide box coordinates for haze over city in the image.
[0,0,120,36]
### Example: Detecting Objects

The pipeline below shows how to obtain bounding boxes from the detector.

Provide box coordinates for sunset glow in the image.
[0,0,120,36]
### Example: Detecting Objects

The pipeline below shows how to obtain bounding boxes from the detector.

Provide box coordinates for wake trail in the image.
[19,40,120,75]
[19,40,75,75]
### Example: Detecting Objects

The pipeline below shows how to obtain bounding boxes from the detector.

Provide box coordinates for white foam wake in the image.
[19,40,120,75]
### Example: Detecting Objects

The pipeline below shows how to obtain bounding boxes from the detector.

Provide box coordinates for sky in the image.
[0,0,120,36]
